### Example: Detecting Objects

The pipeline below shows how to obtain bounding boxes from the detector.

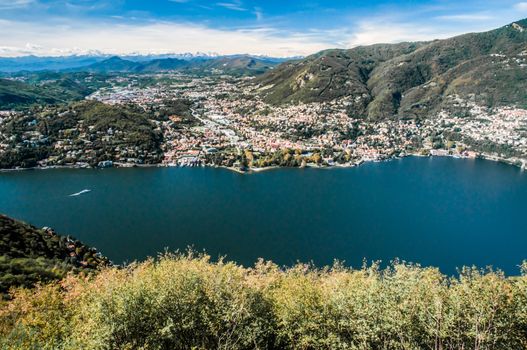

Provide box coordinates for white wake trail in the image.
[68,189,91,197]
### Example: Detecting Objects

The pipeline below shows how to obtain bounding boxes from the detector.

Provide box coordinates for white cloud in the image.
[342,10,524,49]
[345,21,462,47]
[0,4,522,58]
[515,2,527,11]
[0,0,35,10]
[216,1,246,11]
[0,19,332,57]
[436,14,493,21]
[254,7,263,21]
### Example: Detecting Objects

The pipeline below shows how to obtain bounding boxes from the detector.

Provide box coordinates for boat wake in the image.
[69,189,91,197]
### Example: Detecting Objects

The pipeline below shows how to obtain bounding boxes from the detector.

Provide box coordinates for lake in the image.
[1,157,526,275]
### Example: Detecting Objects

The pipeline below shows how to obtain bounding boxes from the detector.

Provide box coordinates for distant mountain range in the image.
[76,55,281,75]
[0,54,284,108]
[256,19,527,119]
[0,54,292,74]
[2,19,526,119]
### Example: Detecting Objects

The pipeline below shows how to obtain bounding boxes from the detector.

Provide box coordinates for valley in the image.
[1,71,526,172]
[1,20,527,172]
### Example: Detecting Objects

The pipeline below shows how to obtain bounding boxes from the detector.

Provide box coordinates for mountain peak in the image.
[105,56,126,62]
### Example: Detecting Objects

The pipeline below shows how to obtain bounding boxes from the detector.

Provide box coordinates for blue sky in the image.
[0,0,526,57]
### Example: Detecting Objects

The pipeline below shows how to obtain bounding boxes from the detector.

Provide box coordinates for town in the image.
[1,73,526,171]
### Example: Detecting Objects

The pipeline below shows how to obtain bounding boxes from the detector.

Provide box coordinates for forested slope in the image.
[256,19,527,120]
[0,214,109,297]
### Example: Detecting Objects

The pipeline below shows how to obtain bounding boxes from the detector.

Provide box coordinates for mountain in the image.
[83,56,189,73]
[0,54,288,76]
[0,54,209,72]
[0,55,107,73]
[188,55,280,75]
[78,55,281,75]
[0,214,109,297]
[138,57,189,72]
[255,43,425,113]
[82,56,143,73]
[256,19,527,120]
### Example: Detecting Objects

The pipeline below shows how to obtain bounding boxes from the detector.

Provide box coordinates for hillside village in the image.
[1,71,526,171]
[88,73,527,170]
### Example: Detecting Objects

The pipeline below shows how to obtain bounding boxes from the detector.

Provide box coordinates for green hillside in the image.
[0,79,74,110]
[256,19,527,120]
[0,214,109,297]
[0,74,104,110]
[0,100,164,168]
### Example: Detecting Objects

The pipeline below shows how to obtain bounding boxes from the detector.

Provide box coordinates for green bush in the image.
[1,253,526,349]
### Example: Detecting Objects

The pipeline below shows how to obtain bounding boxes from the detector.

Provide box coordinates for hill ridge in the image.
[255,18,527,120]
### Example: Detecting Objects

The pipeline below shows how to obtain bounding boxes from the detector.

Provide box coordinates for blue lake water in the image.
[1,157,526,275]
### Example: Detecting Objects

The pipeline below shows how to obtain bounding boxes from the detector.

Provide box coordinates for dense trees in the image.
[205,148,329,169]
[0,101,164,168]
[154,99,194,122]
[1,252,526,349]
[0,215,109,298]
[0,147,50,169]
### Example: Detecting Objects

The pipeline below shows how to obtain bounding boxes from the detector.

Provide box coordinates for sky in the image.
[0,0,526,57]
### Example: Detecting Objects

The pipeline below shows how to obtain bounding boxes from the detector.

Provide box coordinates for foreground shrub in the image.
[1,253,526,350]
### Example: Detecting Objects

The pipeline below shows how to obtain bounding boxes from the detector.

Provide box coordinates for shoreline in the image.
[0,153,525,174]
